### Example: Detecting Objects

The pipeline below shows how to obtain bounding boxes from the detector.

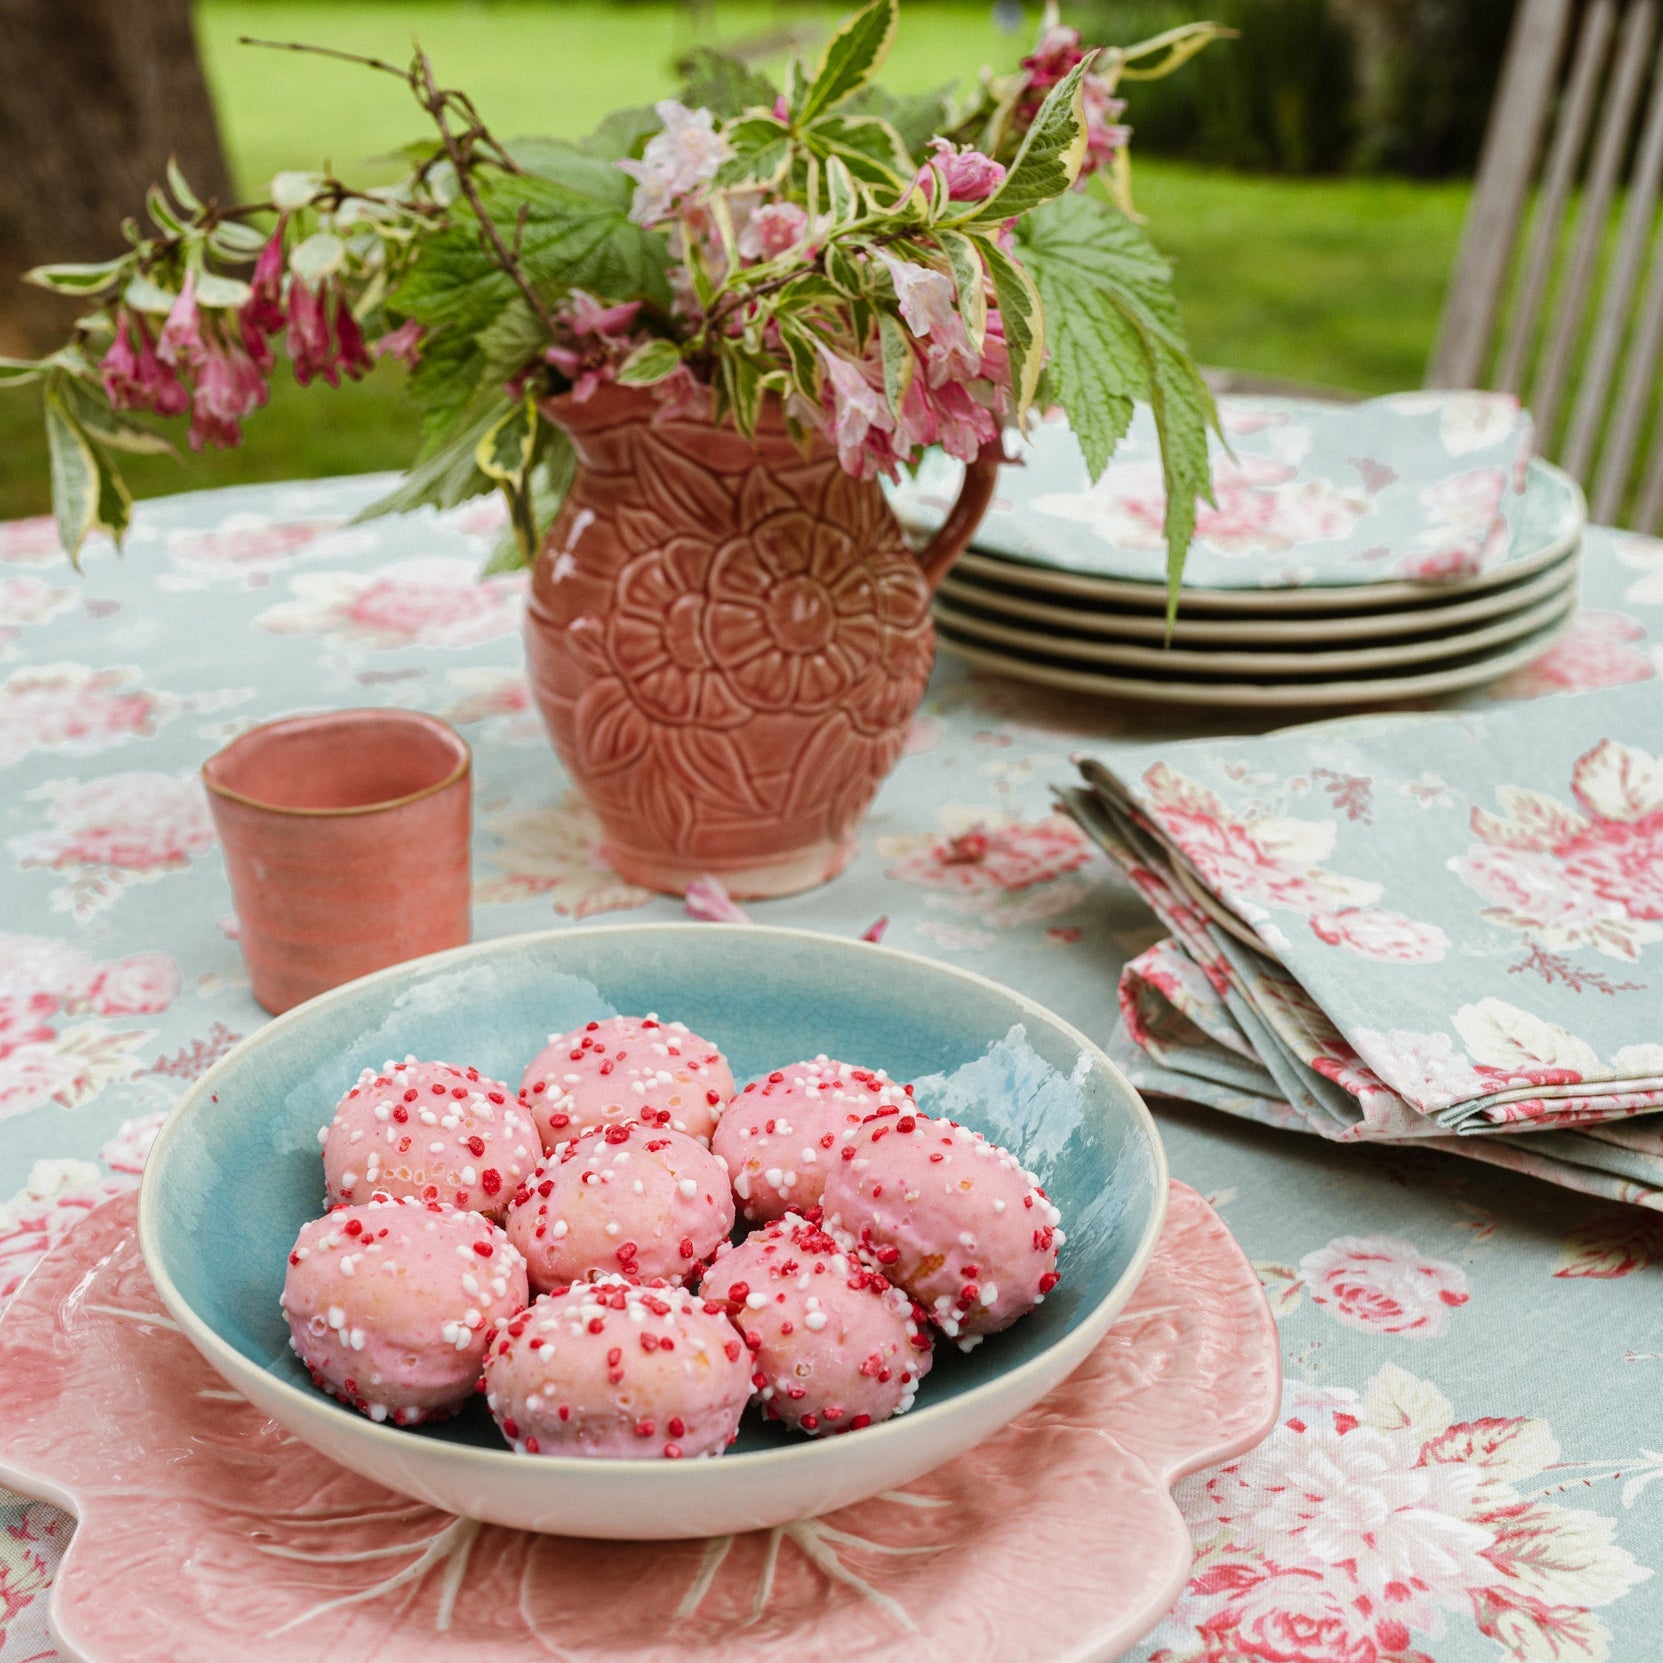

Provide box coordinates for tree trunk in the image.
[0,0,233,353]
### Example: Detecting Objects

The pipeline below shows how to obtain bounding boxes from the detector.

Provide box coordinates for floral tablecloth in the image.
[3,476,1662,1663]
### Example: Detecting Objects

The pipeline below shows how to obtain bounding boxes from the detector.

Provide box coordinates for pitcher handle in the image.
[912,441,1002,594]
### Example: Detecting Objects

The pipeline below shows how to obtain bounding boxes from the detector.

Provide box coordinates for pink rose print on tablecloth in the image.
[255,556,526,649]
[0,664,180,769]
[164,515,377,582]
[1448,737,1663,962]
[879,812,1098,927]
[1154,1367,1650,1663]
[0,575,74,631]
[1035,452,1370,559]
[10,771,217,922]
[1491,612,1657,700]
[0,1501,65,1645]
[1296,1235,1471,1337]
[0,515,94,567]
[473,794,653,918]
[0,934,179,1120]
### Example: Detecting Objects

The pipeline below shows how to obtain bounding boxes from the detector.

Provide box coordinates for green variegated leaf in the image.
[481,429,576,575]
[270,170,327,211]
[289,232,347,283]
[165,159,203,213]
[970,233,1043,418]
[353,401,509,523]
[825,155,860,223]
[208,219,270,256]
[124,273,178,315]
[801,114,911,189]
[23,259,127,297]
[719,116,792,188]
[617,338,682,386]
[145,185,186,237]
[797,0,898,123]
[57,376,175,456]
[825,242,868,297]
[0,357,48,387]
[877,309,913,417]
[44,384,129,565]
[935,227,986,351]
[960,57,1091,225]
[779,320,823,395]
[193,272,253,308]
[475,396,540,485]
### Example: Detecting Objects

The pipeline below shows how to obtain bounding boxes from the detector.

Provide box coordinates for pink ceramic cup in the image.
[203,709,472,1015]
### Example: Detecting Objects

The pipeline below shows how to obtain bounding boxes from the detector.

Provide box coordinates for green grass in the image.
[0,1,1468,520]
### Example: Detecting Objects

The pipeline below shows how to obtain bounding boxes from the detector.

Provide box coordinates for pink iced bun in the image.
[482,1275,751,1458]
[518,1015,733,1149]
[504,1121,735,1293]
[712,1057,912,1223]
[821,1106,1064,1347]
[702,1213,932,1436]
[320,1057,539,1221]
[281,1194,529,1425]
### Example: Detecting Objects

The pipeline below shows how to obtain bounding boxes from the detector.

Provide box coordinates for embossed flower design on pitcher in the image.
[525,388,996,898]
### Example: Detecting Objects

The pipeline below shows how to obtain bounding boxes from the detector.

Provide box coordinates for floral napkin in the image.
[1107,939,1663,1211]
[1064,679,1663,1148]
[890,391,1542,589]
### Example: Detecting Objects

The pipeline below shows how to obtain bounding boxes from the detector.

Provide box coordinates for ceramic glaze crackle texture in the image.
[525,388,995,898]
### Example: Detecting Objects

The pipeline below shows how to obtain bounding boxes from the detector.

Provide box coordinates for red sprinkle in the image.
[466,1136,486,1157]
[472,1241,494,1257]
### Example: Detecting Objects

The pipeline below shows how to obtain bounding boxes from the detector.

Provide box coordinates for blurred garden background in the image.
[0,0,1512,518]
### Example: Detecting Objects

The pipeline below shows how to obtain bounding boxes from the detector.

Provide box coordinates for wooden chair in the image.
[1429,0,1663,529]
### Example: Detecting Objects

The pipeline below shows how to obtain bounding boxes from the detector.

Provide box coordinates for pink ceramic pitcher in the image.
[524,386,999,898]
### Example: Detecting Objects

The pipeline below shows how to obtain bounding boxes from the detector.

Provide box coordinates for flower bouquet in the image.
[2,0,1223,895]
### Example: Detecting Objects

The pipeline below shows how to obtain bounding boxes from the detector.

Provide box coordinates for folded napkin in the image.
[1108,939,1663,1212]
[1063,680,1663,1156]
[890,391,1539,589]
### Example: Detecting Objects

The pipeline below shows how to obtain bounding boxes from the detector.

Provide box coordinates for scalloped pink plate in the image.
[0,1183,1277,1663]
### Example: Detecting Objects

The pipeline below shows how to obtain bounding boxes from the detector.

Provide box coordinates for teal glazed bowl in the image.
[139,924,1168,1538]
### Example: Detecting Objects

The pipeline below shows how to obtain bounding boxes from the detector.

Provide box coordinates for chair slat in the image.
[1496,0,1618,392]
[1592,222,1663,523]
[1633,407,1663,529]
[1428,0,1574,388]
[1529,0,1658,448]
[1581,57,1663,515]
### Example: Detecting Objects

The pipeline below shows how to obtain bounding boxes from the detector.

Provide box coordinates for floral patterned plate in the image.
[933,577,1577,677]
[935,593,1578,709]
[892,396,1564,598]
[937,547,1581,645]
[910,466,1583,617]
[0,1184,1278,1663]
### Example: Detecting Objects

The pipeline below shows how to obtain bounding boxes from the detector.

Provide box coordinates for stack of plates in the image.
[889,399,1585,709]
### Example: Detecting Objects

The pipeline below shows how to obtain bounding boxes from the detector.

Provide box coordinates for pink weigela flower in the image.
[617,101,731,226]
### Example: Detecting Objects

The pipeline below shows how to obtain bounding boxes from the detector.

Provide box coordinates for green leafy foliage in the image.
[677,48,778,120]
[796,0,899,124]
[1017,191,1218,615]
[43,373,131,566]
[960,58,1092,225]
[617,339,682,386]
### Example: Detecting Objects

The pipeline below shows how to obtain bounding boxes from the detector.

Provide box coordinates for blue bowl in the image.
[139,924,1167,1536]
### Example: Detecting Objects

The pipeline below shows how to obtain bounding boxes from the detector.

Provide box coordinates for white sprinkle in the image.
[326,1305,346,1330]
[803,1310,828,1331]
[461,1165,478,1186]
[316,1126,329,1145]
[992,1198,1007,1214]
[429,1141,445,1154]
[348,1327,367,1350]
[678,1178,698,1198]
[462,1272,480,1296]
[605,1221,620,1237]
[551,1220,569,1239]
[745,1292,767,1310]
[980,1282,998,1306]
